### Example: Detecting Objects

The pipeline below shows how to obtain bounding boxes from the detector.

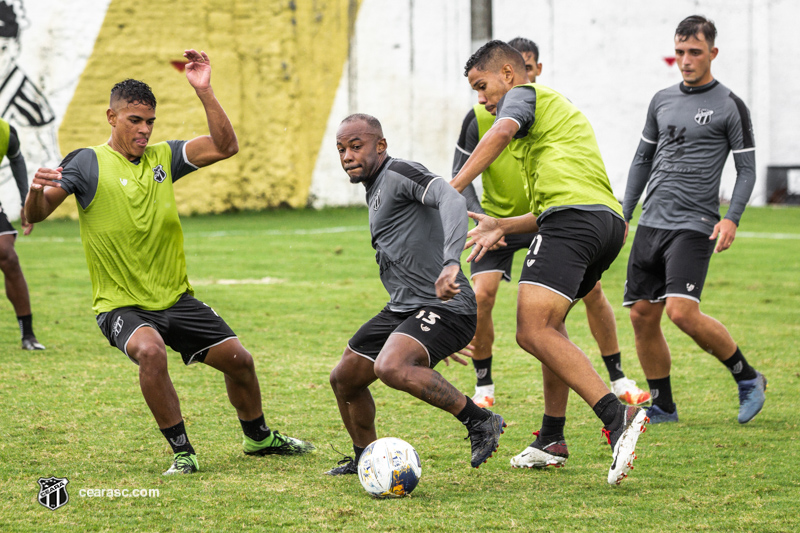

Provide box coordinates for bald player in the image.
[327,113,504,476]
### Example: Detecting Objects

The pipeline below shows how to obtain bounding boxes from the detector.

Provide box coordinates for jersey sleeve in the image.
[390,159,468,267]
[166,140,199,182]
[59,148,99,210]
[724,93,757,225]
[7,126,28,205]
[623,97,659,220]
[451,109,485,214]
[495,86,537,138]
[452,108,480,177]
[641,95,660,144]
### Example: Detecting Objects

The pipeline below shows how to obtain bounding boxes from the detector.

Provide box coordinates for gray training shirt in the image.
[364,156,476,315]
[623,80,756,235]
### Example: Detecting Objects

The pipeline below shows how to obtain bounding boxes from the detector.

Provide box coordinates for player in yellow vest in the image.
[453,38,649,412]
[25,49,314,475]
[0,117,45,350]
[451,41,649,485]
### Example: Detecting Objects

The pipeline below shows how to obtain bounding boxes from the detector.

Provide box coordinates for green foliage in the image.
[1,206,798,532]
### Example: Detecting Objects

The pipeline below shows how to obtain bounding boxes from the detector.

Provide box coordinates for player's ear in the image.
[376,137,387,153]
[502,63,514,83]
[107,108,117,127]
[710,47,718,60]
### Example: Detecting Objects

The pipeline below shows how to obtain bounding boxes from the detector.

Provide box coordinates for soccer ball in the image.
[357,437,421,498]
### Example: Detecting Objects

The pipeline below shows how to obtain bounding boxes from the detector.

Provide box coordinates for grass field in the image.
[1,205,798,532]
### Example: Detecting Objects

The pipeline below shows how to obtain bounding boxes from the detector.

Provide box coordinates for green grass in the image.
[1,206,798,532]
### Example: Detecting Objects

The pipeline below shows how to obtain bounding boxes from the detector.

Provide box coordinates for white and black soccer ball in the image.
[357,437,421,498]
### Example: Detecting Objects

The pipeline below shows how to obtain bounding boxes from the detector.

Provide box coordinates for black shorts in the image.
[518,209,625,302]
[96,293,237,365]
[623,226,716,306]
[470,232,536,281]
[0,210,18,237]
[348,305,477,368]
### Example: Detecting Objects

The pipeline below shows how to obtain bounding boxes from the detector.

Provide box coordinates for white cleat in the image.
[605,406,649,486]
[611,377,651,405]
[472,384,495,408]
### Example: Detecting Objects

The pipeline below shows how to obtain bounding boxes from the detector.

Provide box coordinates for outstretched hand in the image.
[465,211,505,263]
[710,218,737,253]
[184,49,211,91]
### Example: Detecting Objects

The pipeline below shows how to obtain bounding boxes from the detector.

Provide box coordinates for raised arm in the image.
[450,119,517,193]
[181,49,239,168]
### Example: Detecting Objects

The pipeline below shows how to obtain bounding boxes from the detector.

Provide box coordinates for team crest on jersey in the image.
[694,108,714,125]
[153,164,167,183]
[371,189,382,211]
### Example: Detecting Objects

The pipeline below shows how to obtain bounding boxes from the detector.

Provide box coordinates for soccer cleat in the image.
[611,377,651,405]
[162,451,199,475]
[22,336,45,351]
[646,403,679,424]
[243,431,316,456]
[737,372,767,424]
[325,456,358,475]
[472,384,495,408]
[603,406,649,486]
[466,408,506,468]
[510,431,569,469]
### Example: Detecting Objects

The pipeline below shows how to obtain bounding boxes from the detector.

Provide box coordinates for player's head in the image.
[107,79,157,161]
[464,40,527,115]
[508,37,542,83]
[336,113,387,184]
[674,15,718,87]
[0,0,27,75]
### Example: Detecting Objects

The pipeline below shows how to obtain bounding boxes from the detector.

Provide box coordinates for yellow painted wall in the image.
[57,0,358,217]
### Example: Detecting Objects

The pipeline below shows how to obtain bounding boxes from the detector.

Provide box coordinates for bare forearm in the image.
[497,213,539,235]
[196,87,238,158]
[25,190,53,222]
[451,126,512,192]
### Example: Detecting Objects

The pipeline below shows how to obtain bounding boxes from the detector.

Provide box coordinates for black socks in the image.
[456,395,491,427]
[160,421,195,455]
[647,376,676,413]
[601,352,625,382]
[473,356,493,386]
[239,414,272,442]
[722,347,758,382]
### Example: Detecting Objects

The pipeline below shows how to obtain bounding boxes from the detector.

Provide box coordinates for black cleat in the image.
[325,456,358,475]
[467,409,506,468]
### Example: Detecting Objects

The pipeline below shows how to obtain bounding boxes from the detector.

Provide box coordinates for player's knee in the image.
[516,329,538,357]
[629,304,657,331]
[373,358,406,390]
[134,343,168,373]
[226,349,255,378]
[665,303,698,335]
[0,245,19,271]
[474,284,498,309]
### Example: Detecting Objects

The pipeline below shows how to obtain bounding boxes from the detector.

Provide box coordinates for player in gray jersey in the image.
[622,15,766,425]
[327,114,504,476]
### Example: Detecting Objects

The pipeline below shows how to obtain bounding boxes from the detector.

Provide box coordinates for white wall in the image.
[312,0,800,207]
[0,0,111,219]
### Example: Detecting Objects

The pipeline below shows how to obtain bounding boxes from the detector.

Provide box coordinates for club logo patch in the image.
[476,369,488,380]
[153,164,167,183]
[112,316,124,337]
[169,435,187,447]
[686,283,696,292]
[38,477,69,511]
[371,189,381,211]
[695,108,714,125]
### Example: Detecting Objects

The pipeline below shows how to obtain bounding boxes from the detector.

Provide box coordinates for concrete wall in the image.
[2,0,797,217]
[312,0,800,207]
